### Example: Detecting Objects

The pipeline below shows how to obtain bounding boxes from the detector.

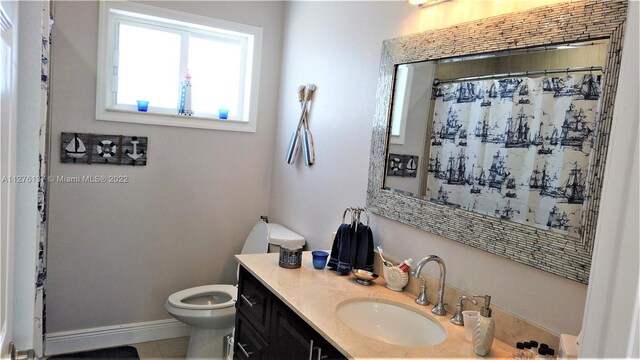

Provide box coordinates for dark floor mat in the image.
[48,345,139,359]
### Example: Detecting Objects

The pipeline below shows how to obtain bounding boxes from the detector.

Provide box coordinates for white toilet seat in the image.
[167,284,237,310]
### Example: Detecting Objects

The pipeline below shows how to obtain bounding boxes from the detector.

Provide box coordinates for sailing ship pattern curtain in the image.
[36,2,52,353]
[426,74,602,238]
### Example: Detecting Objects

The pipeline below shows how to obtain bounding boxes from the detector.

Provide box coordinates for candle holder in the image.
[136,100,149,112]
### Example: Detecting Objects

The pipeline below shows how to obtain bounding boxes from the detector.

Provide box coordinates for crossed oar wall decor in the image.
[285,83,316,166]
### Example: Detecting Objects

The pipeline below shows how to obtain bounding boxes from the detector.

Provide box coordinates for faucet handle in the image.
[415,278,429,306]
[450,296,476,325]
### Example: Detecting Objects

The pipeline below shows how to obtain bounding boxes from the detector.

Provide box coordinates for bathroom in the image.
[1,0,637,359]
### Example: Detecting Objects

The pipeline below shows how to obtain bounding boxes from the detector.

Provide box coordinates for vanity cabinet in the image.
[235,266,345,360]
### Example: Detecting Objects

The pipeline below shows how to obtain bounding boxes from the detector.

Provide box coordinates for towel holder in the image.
[342,207,370,238]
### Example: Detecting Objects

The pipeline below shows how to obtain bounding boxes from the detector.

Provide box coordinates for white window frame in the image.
[96,1,262,132]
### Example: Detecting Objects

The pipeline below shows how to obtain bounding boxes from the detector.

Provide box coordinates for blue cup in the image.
[136,100,149,112]
[218,108,229,119]
[312,251,329,269]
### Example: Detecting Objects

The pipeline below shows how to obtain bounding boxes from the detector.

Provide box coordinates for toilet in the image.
[165,221,305,359]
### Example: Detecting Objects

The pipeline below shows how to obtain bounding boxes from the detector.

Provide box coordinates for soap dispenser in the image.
[473,295,495,356]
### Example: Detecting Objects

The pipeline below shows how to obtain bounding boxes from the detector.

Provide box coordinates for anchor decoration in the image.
[125,137,145,161]
[60,132,147,166]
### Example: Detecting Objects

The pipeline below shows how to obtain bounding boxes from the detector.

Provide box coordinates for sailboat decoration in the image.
[564,162,586,204]
[65,133,87,160]
[542,77,555,92]
[466,164,475,186]
[487,151,506,189]
[549,128,560,146]
[529,163,550,191]
[477,169,487,187]
[504,108,530,148]
[445,150,467,185]
[495,200,516,220]
[439,108,462,141]
[553,76,574,97]
[574,74,601,100]
[488,82,498,98]
[405,156,418,177]
[435,185,456,206]
[468,165,482,200]
[530,122,544,146]
[498,78,522,99]
[517,84,531,104]
[560,104,592,149]
[475,115,489,141]
[518,84,529,96]
[427,153,440,173]
[458,128,468,146]
[547,206,570,230]
[480,96,492,107]
[518,97,531,105]
[456,83,476,103]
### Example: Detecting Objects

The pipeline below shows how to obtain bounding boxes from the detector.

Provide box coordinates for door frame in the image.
[0,2,17,358]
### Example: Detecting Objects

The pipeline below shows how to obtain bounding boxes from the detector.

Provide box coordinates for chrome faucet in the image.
[413,255,447,316]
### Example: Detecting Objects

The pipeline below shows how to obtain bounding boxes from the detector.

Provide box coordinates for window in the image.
[96,2,262,132]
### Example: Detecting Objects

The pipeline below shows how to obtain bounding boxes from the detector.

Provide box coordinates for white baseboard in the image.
[45,318,191,356]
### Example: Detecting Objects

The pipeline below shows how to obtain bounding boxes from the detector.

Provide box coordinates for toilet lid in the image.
[267,223,305,247]
[168,284,237,310]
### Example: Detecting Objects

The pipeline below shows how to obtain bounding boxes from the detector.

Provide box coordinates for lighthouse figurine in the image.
[178,70,193,116]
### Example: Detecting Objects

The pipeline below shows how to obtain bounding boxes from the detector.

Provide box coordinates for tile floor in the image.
[44,337,190,360]
[130,337,190,359]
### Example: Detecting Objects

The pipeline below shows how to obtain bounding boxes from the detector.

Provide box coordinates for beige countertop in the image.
[235,251,516,359]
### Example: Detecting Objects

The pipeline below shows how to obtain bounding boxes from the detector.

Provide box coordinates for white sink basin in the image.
[336,300,446,347]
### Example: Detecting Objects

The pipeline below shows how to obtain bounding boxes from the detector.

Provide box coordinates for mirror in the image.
[384,42,608,239]
[367,0,628,284]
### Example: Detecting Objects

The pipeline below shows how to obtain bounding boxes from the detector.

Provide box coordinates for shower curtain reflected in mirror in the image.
[425,74,602,238]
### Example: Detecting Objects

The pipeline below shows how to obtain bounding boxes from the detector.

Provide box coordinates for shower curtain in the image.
[426,74,602,237]
[35,1,52,354]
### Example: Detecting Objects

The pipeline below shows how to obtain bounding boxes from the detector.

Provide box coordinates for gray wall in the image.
[46,1,284,332]
[45,0,637,340]
[267,0,623,336]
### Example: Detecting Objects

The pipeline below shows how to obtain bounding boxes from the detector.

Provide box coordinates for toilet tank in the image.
[266,223,305,253]
[241,221,305,254]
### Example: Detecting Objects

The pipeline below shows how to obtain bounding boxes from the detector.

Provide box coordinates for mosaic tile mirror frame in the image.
[367,0,628,284]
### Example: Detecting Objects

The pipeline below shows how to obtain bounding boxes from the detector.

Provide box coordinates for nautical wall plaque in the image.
[60,132,147,166]
[386,154,419,178]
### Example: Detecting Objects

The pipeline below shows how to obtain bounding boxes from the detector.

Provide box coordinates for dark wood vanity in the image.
[234,266,345,360]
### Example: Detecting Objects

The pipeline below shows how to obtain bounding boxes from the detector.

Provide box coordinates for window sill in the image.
[96,107,256,133]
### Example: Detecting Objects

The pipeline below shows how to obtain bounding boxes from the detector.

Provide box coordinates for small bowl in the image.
[351,269,379,286]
